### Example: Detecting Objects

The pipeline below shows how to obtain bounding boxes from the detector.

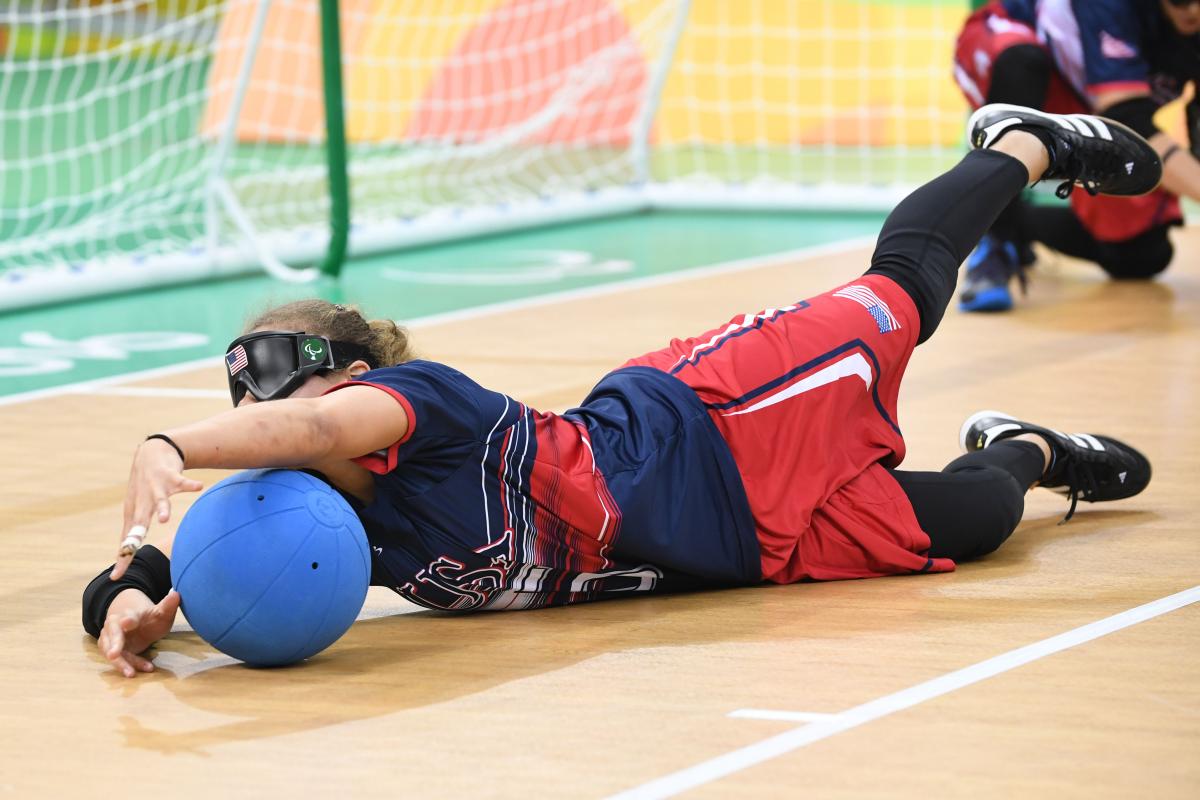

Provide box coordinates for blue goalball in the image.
[170,469,371,667]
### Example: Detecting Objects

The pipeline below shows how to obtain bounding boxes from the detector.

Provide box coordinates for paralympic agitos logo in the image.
[301,337,326,362]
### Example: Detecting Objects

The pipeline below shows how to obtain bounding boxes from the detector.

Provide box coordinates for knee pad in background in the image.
[986,44,1051,108]
[1099,229,1174,280]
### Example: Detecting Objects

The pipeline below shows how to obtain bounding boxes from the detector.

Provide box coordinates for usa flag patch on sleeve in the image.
[833,284,901,334]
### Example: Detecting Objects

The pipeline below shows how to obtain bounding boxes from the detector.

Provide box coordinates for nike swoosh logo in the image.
[721,352,873,417]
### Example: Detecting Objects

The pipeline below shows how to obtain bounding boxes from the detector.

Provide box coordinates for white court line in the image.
[0,354,227,408]
[0,237,874,408]
[72,386,229,399]
[608,585,1200,800]
[728,709,838,723]
[399,237,876,329]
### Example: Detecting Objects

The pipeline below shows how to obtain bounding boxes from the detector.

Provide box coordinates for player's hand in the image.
[97,589,181,678]
[114,437,202,580]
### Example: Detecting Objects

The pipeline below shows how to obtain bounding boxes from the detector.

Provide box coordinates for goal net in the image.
[0,0,968,310]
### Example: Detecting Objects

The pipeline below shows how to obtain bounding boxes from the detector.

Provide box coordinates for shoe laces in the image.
[1053,446,1110,524]
[1054,177,1098,200]
[1052,138,1127,199]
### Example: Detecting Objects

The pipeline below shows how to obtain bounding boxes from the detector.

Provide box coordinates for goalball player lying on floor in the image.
[86,104,1157,678]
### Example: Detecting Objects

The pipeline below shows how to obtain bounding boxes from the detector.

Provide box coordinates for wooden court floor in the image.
[1,227,1198,798]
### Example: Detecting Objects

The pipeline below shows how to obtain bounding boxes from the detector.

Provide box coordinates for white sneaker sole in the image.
[958,409,1018,454]
[967,103,1127,148]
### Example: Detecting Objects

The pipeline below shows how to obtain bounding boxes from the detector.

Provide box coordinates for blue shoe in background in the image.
[959,235,1030,312]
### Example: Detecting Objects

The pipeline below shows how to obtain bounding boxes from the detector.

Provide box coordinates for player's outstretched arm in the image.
[113,384,408,579]
[1095,90,1200,201]
[1148,130,1200,201]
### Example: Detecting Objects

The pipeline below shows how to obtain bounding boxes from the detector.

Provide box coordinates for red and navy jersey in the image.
[332,360,759,612]
[1001,0,1200,107]
[623,276,948,583]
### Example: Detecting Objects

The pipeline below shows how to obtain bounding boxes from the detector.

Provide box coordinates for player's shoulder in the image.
[356,359,498,409]
[369,357,525,414]
[360,359,474,387]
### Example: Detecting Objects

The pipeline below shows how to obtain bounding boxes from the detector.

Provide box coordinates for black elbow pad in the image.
[1102,96,1161,140]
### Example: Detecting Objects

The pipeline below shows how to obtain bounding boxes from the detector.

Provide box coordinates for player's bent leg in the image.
[953,3,1045,111]
[864,148,1030,344]
[1067,188,1181,277]
[955,104,1165,311]
[1019,204,1103,263]
[1095,225,1175,279]
[888,438,1045,562]
[868,103,1160,341]
[888,462,1027,562]
[986,44,1052,109]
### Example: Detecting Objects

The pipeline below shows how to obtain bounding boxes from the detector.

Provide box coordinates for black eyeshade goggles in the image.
[225,331,373,406]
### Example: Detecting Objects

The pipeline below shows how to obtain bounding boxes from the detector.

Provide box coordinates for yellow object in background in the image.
[655,1,966,148]
[201,0,970,148]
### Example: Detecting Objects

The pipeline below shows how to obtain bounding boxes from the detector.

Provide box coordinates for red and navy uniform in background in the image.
[955,0,1200,240]
[327,274,948,613]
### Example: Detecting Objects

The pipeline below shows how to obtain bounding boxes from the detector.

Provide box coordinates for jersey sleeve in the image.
[1072,0,1151,97]
[324,360,487,475]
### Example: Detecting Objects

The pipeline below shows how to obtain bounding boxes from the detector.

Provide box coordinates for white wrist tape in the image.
[120,525,148,556]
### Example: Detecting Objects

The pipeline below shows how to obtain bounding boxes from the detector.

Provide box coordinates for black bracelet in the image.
[1162,144,1181,164]
[145,433,186,465]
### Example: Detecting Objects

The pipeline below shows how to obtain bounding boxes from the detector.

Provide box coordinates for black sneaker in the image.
[967,103,1162,199]
[959,410,1152,521]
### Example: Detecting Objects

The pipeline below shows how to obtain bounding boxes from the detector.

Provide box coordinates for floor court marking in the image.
[728,710,838,723]
[72,386,230,399]
[608,585,1200,800]
[0,237,874,408]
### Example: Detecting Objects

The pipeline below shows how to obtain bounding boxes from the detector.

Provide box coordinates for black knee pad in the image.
[940,463,1026,559]
[987,45,1052,107]
[1099,228,1174,280]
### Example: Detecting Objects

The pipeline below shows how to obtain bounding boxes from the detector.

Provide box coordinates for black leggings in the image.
[888,441,1045,561]
[863,148,1044,561]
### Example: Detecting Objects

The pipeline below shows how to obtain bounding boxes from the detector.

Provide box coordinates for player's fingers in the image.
[101,615,127,660]
[97,628,111,656]
[124,651,155,673]
[155,497,170,523]
[179,477,204,493]
[110,553,133,581]
[158,590,182,617]
[118,479,156,553]
[115,521,149,568]
[104,613,148,678]
[107,650,137,679]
